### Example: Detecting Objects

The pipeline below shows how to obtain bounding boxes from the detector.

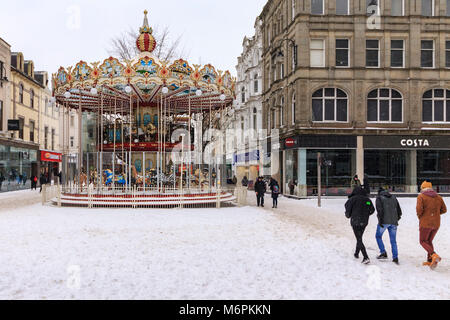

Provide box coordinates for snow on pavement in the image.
[0,194,449,299]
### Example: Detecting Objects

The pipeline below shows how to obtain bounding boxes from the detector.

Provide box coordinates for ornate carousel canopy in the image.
[52,10,236,113]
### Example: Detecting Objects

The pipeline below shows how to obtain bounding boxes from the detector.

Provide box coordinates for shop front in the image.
[0,139,39,192]
[233,149,260,189]
[364,135,450,193]
[39,150,62,184]
[282,135,357,197]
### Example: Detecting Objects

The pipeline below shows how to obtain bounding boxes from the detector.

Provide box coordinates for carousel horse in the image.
[80,172,88,192]
[103,169,127,188]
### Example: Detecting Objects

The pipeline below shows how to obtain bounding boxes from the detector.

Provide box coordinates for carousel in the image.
[51,11,236,208]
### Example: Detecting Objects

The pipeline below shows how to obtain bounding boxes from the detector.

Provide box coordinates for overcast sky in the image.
[0,0,267,78]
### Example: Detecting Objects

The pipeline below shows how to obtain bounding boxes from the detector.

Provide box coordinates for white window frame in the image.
[291,92,296,125]
[310,39,326,68]
[336,0,350,15]
[311,0,324,15]
[390,39,405,68]
[367,88,404,123]
[312,88,349,123]
[422,89,450,124]
[422,0,435,17]
[366,39,380,68]
[421,40,435,69]
[336,38,350,68]
[391,0,405,16]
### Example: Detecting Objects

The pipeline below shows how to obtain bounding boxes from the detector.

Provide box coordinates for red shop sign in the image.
[285,138,296,148]
[41,151,62,163]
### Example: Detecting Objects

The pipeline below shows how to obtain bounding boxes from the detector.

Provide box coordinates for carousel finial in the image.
[137,10,156,53]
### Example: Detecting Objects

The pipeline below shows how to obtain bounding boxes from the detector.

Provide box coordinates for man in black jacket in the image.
[375,187,402,264]
[345,186,375,264]
[254,176,266,207]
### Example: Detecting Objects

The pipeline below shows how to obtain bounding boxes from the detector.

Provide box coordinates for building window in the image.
[366,40,380,67]
[51,129,55,150]
[447,0,450,16]
[280,63,285,79]
[253,108,257,130]
[367,89,403,123]
[18,117,24,139]
[44,126,48,150]
[391,0,404,16]
[292,44,298,70]
[311,0,324,15]
[446,41,450,68]
[366,0,379,15]
[292,0,296,20]
[254,74,259,93]
[423,89,450,123]
[421,40,434,68]
[70,136,74,148]
[422,0,434,16]
[312,88,348,122]
[29,120,35,142]
[70,115,74,127]
[336,0,349,15]
[0,100,3,131]
[19,84,24,104]
[241,87,245,103]
[336,39,350,67]
[391,40,405,68]
[310,39,325,67]
[292,92,296,125]
[241,117,245,131]
[280,96,285,127]
[30,90,34,108]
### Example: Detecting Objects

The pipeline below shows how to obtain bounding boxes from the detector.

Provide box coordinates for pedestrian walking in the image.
[254,176,266,207]
[241,176,249,187]
[375,187,402,264]
[363,175,371,195]
[39,173,46,193]
[351,174,362,190]
[345,186,375,264]
[0,173,5,191]
[31,175,38,190]
[269,178,280,208]
[417,181,447,269]
[289,179,296,195]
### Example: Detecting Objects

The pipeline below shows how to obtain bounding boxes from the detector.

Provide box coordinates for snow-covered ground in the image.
[0,192,449,300]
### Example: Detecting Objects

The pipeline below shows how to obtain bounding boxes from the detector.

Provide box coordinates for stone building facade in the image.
[260,0,450,196]
[232,18,265,187]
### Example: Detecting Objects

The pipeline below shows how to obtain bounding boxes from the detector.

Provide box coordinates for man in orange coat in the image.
[416,181,447,269]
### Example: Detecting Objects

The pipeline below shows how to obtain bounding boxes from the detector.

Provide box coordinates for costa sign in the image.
[400,139,430,148]
[40,151,62,162]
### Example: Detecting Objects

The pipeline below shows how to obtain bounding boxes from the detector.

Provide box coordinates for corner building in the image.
[260,0,450,196]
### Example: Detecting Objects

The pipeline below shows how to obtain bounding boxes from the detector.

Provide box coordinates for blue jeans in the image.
[376,224,398,259]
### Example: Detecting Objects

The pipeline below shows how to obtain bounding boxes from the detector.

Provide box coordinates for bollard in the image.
[42,184,47,205]
[57,184,62,208]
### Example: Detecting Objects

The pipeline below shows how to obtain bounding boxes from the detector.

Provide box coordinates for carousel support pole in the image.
[99,89,104,193]
[78,90,82,193]
[143,151,146,194]
[180,134,185,208]
[113,95,117,193]
[129,93,132,194]
[209,94,212,192]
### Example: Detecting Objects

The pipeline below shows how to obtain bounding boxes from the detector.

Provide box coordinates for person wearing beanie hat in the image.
[417,181,447,269]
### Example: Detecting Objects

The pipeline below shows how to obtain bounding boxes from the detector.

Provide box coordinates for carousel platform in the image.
[51,190,236,208]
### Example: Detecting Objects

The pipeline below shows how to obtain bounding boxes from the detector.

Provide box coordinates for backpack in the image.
[273,185,279,194]
[33,176,37,182]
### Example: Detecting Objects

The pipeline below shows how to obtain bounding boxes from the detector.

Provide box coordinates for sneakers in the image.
[423,261,432,266]
[377,252,388,260]
[393,258,399,265]
[362,258,370,265]
[430,253,442,270]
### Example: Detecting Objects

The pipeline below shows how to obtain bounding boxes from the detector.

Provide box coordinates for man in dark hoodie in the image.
[345,186,375,264]
[254,176,267,207]
[375,187,402,264]
[417,181,447,269]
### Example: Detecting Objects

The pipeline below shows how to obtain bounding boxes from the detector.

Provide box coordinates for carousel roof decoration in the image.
[52,10,236,113]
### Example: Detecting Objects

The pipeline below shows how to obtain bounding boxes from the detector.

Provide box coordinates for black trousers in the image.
[256,193,264,206]
[272,196,278,207]
[352,225,368,259]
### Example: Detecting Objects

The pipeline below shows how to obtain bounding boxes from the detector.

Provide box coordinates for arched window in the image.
[423,89,450,122]
[280,96,285,127]
[367,88,403,122]
[312,88,348,122]
[19,84,24,104]
[253,108,258,130]
[241,116,245,131]
[254,74,259,93]
[30,89,34,108]
[291,92,296,125]
[241,87,245,103]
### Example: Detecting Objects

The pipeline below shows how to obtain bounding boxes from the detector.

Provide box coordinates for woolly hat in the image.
[421,181,433,190]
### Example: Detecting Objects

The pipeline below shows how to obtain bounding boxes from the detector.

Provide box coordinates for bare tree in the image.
[109,25,187,62]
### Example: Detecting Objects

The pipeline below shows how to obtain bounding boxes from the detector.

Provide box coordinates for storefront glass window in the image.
[417,151,450,192]
[365,150,406,191]
[0,145,37,192]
